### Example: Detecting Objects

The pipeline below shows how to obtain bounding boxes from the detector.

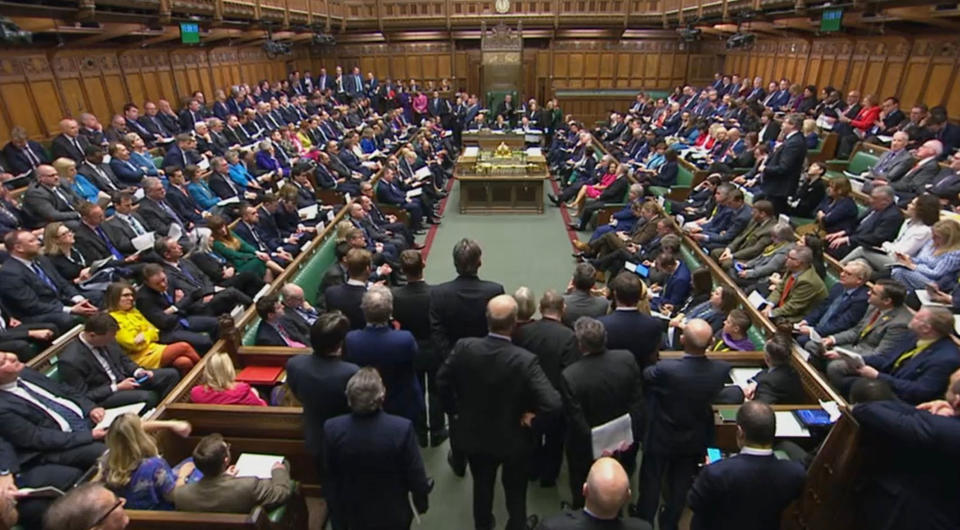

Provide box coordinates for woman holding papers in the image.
[98,413,195,510]
[841,193,939,272]
[189,352,267,406]
[891,219,960,289]
[106,282,200,374]
[208,215,284,282]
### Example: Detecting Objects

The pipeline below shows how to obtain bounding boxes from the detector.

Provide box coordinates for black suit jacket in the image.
[761,132,807,198]
[135,286,186,333]
[255,321,289,347]
[514,318,580,390]
[51,134,90,163]
[102,214,148,255]
[0,257,81,319]
[429,275,505,357]
[280,306,312,345]
[161,260,216,313]
[0,367,97,466]
[285,355,359,470]
[753,365,806,404]
[560,348,644,454]
[643,355,731,455]
[324,283,367,329]
[539,510,652,530]
[688,451,805,530]
[165,185,204,225]
[323,411,430,528]
[2,141,49,175]
[77,162,123,193]
[597,309,662,370]
[437,335,561,458]
[71,221,122,263]
[137,198,183,235]
[391,281,436,368]
[208,172,244,200]
[59,340,141,403]
[22,183,81,225]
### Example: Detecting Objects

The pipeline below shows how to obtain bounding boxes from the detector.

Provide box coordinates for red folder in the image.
[235,366,284,385]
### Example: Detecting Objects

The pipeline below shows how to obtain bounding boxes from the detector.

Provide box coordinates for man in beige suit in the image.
[765,245,827,323]
[173,433,292,513]
[711,199,776,269]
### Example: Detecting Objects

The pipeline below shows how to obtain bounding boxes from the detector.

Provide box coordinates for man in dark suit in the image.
[155,237,251,317]
[598,274,661,370]
[0,230,97,333]
[890,139,944,203]
[539,457,651,530]
[71,202,130,265]
[560,317,643,509]
[323,367,431,529]
[0,304,56,362]
[138,177,197,245]
[850,394,960,529]
[343,285,424,428]
[161,134,202,171]
[77,145,126,193]
[514,290,581,488]
[178,100,205,134]
[429,238,505,474]
[135,264,216,354]
[743,338,807,404]
[50,119,90,164]
[234,203,293,266]
[286,312,359,482]
[102,191,151,256]
[0,432,85,530]
[562,264,610,327]
[760,114,807,214]
[254,293,307,348]
[636,318,731,530]
[21,165,81,226]
[569,174,631,232]
[824,185,903,258]
[279,283,317,346]
[392,250,444,446]
[837,306,960,404]
[138,101,175,139]
[0,352,108,476]
[59,313,180,409]
[688,401,805,530]
[1,128,48,176]
[649,253,691,313]
[795,260,870,347]
[437,294,561,530]
[324,248,372,330]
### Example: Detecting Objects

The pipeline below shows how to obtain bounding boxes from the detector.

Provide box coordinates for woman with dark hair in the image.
[799,174,857,237]
[797,85,819,115]
[208,215,284,282]
[788,161,829,221]
[660,266,713,316]
[741,338,806,404]
[665,285,739,349]
[841,193,940,273]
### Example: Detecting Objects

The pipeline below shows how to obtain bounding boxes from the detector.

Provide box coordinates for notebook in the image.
[236,366,284,385]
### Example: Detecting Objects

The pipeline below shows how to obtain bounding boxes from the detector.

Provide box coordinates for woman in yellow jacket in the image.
[106,282,201,376]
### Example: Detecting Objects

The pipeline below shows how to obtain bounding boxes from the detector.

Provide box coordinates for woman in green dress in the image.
[207,215,284,282]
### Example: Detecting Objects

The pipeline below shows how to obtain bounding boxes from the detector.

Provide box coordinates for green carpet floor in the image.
[416,181,589,529]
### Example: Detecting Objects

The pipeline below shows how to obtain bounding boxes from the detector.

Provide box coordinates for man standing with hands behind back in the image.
[437,295,561,530]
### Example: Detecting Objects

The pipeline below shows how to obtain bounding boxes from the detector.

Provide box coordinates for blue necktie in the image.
[17,380,88,432]
[163,292,190,328]
[819,291,849,328]
[179,264,198,287]
[95,227,124,260]
[31,263,57,291]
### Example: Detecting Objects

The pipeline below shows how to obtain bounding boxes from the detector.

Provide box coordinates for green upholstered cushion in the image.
[824,272,839,290]
[242,319,260,346]
[680,246,701,271]
[825,151,879,180]
[747,326,765,349]
[791,217,815,227]
[292,236,338,307]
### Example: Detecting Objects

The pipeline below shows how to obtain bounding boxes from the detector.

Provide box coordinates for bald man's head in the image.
[682,318,714,354]
[583,457,631,519]
[486,294,518,335]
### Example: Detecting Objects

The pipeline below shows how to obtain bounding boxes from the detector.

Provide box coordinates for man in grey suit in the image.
[732,222,795,294]
[21,165,81,226]
[865,131,914,188]
[812,279,913,384]
[562,263,610,327]
[890,140,943,203]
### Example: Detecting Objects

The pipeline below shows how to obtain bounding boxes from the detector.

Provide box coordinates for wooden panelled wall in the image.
[721,35,960,118]
[0,47,312,144]
[314,40,722,102]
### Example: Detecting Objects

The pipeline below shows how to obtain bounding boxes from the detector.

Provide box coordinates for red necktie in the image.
[778,275,796,307]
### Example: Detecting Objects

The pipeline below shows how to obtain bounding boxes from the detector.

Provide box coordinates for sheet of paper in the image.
[729,367,762,388]
[252,284,271,302]
[808,327,822,343]
[234,453,284,480]
[747,290,768,309]
[196,158,210,171]
[298,204,319,221]
[775,411,811,438]
[524,133,542,143]
[591,413,633,459]
[525,147,542,157]
[406,187,423,198]
[217,196,240,207]
[131,231,156,252]
[779,214,791,226]
[835,347,865,369]
[167,223,182,241]
[326,208,336,222]
[916,289,949,307]
[96,402,146,430]
[955,315,960,335]
[414,167,432,180]
[819,400,842,422]
[133,188,145,201]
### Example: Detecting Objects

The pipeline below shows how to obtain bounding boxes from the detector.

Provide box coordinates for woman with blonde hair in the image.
[105,282,201,375]
[513,286,536,326]
[802,118,820,149]
[98,413,194,510]
[189,352,267,405]
[53,157,107,207]
[892,219,960,289]
[42,221,91,285]
[208,214,283,281]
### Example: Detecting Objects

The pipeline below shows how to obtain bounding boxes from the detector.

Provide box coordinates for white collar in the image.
[739,446,774,456]
[346,278,366,287]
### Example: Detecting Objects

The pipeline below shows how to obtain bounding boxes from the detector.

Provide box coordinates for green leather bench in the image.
[650,162,693,199]
[824,150,879,181]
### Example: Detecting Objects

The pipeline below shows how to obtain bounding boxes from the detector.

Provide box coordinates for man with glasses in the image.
[43,483,128,530]
[763,245,827,323]
[22,165,81,225]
